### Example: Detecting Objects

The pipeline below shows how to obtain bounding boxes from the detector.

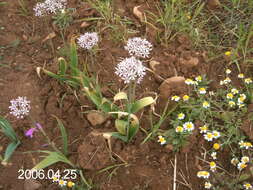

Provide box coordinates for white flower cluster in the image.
[124,37,152,58]
[115,56,146,84]
[77,32,99,50]
[34,0,67,17]
[9,96,31,119]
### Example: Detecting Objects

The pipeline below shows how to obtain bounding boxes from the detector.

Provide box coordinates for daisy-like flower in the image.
[171,95,180,102]
[209,161,217,172]
[212,131,221,139]
[228,101,236,107]
[237,162,247,170]
[185,78,195,85]
[77,32,99,50]
[175,126,184,133]
[238,140,252,149]
[213,143,220,150]
[52,176,60,182]
[211,152,217,160]
[221,78,232,85]
[195,76,202,82]
[238,94,246,104]
[183,122,195,132]
[197,171,210,179]
[58,179,67,187]
[177,113,185,120]
[238,73,245,79]
[9,96,31,119]
[225,51,231,56]
[204,132,214,142]
[183,95,190,101]
[115,56,146,84]
[205,182,212,189]
[241,156,250,164]
[124,37,152,58]
[238,103,245,108]
[226,93,233,99]
[67,181,75,188]
[199,125,208,133]
[225,69,231,74]
[231,158,239,166]
[199,88,206,94]
[202,101,210,109]
[231,88,239,94]
[245,78,252,84]
[158,136,166,145]
[243,183,253,190]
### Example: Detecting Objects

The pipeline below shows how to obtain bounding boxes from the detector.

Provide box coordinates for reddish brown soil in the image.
[0,0,251,190]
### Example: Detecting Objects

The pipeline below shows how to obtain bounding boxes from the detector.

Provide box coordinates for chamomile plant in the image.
[153,70,253,189]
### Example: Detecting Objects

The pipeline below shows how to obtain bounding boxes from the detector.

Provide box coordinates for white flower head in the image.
[177,113,185,120]
[124,37,152,58]
[237,162,247,170]
[204,132,214,142]
[158,135,166,145]
[212,130,221,139]
[171,95,180,102]
[77,32,99,50]
[205,182,212,189]
[183,122,195,132]
[244,183,253,190]
[58,179,67,187]
[197,171,210,179]
[115,57,146,84]
[225,69,231,74]
[34,0,67,16]
[9,96,31,119]
[211,152,217,160]
[241,156,250,164]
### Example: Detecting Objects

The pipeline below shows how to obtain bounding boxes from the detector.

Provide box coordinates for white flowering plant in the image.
[41,39,155,142]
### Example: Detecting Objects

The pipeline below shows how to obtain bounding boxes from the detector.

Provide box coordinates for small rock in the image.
[159,76,187,99]
[207,0,221,9]
[133,6,144,22]
[86,111,108,126]
[24,179,42,190]
[178,56,199,68]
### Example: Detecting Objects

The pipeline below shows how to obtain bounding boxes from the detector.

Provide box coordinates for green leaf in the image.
[131,97,155,113]
[52,115,68,156]
[110,132,128,142]
[114,92,128,101]
[115,119,127,135]
[32,151,74,170]
[0,117,19,141]
[2,141,20,163]
[58,57,68,75]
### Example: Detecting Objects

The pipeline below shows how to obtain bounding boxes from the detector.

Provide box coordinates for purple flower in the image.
[25,128,38,138]
[25,123,43,138]
[35,123,43,129]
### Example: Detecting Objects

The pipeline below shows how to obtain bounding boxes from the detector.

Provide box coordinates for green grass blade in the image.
[52,115,68,156]
[32,151,74,170]
[0,117,19,142]
[70,38,78,76]
[2,141,20,163]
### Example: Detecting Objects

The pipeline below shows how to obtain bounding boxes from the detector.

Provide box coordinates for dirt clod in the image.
[24,179,42,190]
[86,111,109,126]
